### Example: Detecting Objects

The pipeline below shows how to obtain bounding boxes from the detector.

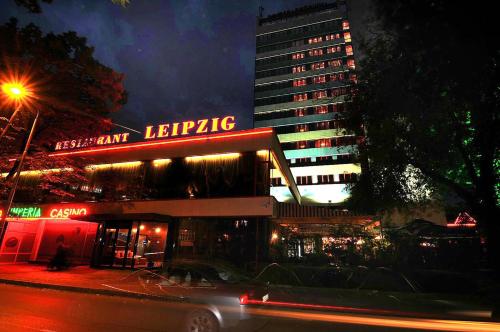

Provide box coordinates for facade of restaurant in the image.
[0,125,310,267]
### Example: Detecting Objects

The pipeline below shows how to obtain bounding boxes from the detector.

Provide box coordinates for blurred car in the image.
[103,260,268,332]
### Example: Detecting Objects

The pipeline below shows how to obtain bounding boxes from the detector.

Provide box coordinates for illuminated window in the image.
[326,46,342,54]
[308,36,323,44]
[313,75,326,84]
[179,229,195,242]
[293,93,308,101]
[347,59,355,69]
[292,65,306,73]
[293,79,306,87]
[303,238,315,254]
[295,108,306,117]
[330,73,345,82]
[342,20,350,30]
[318,156,332,162]
[316,121,330,130]
[296,124,308,132]
[296,176,313,185]
[344,32,352,43]
[308,48,323,57]
[325,33,340,41]
[292,52,305,60]
[296,157,311,164]
[313,90,327,99]
[271,177,282,186]
[296,141,308,149]
[346,45,353,56]
[330,87,348,97]
[315,106,328,114]
[339,173,358,183]
[317,174,335,184]
[328,59,342,68]
[315,139,331,148]
[311,62,325,70]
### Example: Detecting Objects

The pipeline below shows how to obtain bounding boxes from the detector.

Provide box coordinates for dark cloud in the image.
[0,0,365,133]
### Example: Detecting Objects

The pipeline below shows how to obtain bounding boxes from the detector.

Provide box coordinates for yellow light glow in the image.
[185,152,241,162]
[0,69,39,111]
[0,167,73,177]
[86,161,142,170]
[155,227,161,234]
[139,225,145,231]
[271,232,279,242]
[257,149,270,158]
[152,159,171,167]
[270,152,289,187]
[1,82,28,100]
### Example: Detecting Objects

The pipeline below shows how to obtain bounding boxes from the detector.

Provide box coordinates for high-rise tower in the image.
[254,2,359,205]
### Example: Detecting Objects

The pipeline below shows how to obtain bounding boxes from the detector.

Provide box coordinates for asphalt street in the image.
[0,284,498,332]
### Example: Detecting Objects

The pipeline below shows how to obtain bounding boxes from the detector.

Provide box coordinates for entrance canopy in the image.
[71,213,172,223]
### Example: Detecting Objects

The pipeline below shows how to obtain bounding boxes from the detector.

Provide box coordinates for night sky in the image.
[0,0,368,134]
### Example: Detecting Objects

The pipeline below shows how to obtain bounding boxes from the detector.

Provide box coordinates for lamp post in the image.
[0,81,38,243]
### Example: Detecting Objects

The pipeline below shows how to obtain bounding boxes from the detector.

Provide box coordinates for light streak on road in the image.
[243,307,500,332]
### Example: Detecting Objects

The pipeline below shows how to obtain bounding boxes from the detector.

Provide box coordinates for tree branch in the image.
[410,159,476,205]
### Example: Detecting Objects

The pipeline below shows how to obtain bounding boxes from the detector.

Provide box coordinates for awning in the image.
[70,213,172,223]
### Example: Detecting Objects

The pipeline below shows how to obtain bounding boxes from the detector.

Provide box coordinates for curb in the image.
[0,278,184,304]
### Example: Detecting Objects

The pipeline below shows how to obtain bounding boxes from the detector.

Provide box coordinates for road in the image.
[0,284,499,332]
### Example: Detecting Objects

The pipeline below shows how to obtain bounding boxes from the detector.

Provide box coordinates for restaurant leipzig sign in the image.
[54,116,236,151]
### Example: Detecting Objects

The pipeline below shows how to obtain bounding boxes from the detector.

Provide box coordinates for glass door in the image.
[100,228,117,266]
[113,228,133,267]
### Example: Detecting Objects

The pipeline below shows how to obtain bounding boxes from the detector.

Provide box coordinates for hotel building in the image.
[0,126,370,266]
[254,2,360,205]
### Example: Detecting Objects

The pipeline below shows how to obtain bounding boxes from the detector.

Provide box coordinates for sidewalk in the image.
[0,263,155,298]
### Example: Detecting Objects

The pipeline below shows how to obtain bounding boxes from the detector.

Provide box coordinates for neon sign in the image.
[54,133,130,151]
[49,207,88,218]
[144,116,236,140]
[9,206,42,218]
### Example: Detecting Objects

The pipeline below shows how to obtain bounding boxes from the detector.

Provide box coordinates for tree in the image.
[14,0,53,13]
[14,0,130,13]
[345,0,499,268]
[0,18,127,199]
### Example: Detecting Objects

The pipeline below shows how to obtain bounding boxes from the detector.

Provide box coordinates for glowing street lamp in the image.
[1,82,28,100]
[0,80,34,140]
[0,78,40,240]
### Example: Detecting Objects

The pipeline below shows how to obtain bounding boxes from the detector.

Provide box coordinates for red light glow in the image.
[48,128,274,157]
[239,294,249,305]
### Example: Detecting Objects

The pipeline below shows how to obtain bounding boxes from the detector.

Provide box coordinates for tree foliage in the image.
[14,0,130,13]
[345,0,499,263]
[14,0,53,13]
[0,18,127,199]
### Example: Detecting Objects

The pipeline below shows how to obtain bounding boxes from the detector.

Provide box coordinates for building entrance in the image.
[92,218,171,269]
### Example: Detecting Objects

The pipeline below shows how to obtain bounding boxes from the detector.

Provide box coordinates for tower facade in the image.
[254,2,359,204]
